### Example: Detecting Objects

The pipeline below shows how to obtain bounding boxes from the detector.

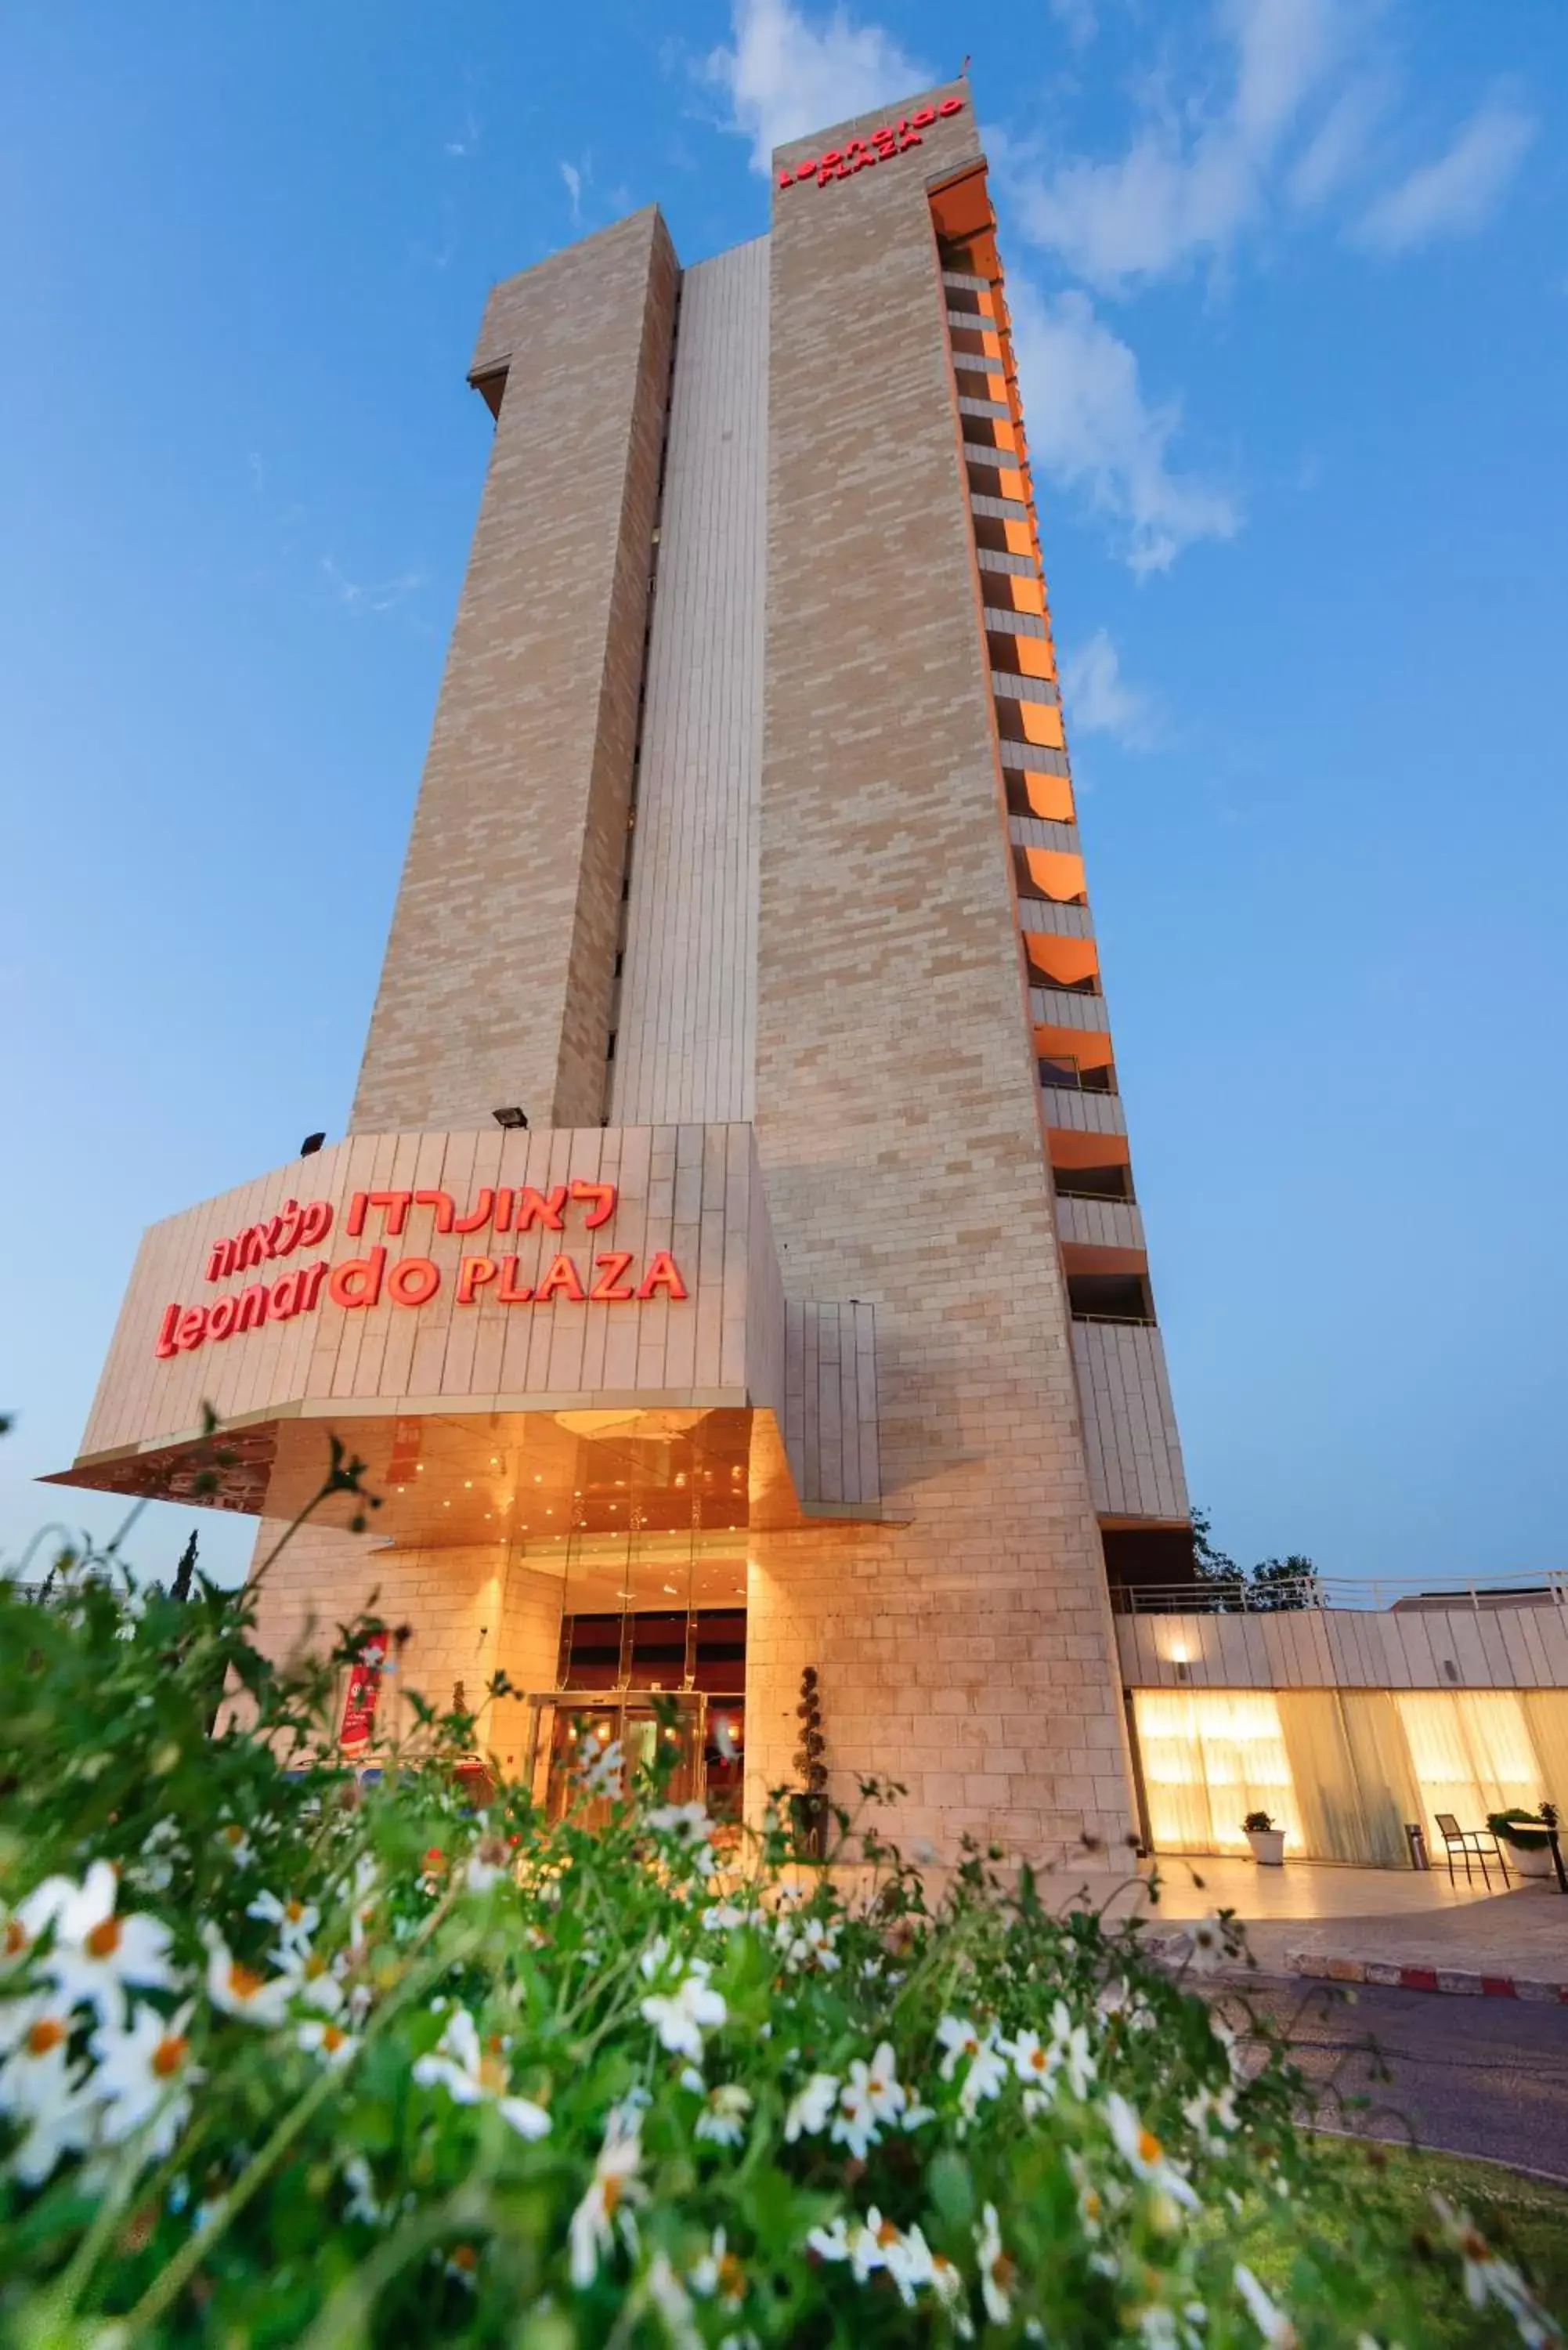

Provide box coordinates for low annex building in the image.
[63,83,1556,1868]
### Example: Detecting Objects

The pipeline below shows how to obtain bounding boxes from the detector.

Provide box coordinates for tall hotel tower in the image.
[58,84,1192,1858]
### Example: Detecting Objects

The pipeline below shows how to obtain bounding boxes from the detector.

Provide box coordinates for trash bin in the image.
[1404,1820,1429,1871]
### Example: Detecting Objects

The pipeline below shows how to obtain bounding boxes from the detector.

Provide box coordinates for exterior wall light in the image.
[492,1106,529,1130]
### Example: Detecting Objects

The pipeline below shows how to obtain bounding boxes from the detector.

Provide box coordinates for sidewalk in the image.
[1042,1853,1568,2001]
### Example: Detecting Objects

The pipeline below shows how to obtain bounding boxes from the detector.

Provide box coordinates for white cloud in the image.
[1355,96,1535,253]
[1046,0,1099,49]
[1287,72,1389,208]
[320,558,425,617]
[703,0,932,173]
[561,160,583,225]
[1003,0,1351,287]
[1008,279,1239,576]
[444,110,480,160]
[1060,630,1158,747]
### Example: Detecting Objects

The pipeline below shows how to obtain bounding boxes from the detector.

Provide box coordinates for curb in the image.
[1286,1949,1568,2002]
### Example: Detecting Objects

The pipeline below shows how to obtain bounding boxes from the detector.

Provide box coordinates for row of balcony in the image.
[942,254,1157,1330]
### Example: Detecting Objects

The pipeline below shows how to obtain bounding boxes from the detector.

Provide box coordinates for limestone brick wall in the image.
[240,1518,564,1768]
[745,85,1136,1862]
[351,208,678,1135]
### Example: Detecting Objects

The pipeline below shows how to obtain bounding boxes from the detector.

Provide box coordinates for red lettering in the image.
[636,1251,688,1302]
[912,106,936,127]
[571,1179,617,1229]
[793,156,818,180]
[155,1303,182,1359]
[204,1241,233,1283]
[234,1225,269,1272]
[208,1295,239,1340]
[346,1191,370,1238]
[298,1199,333,1247]
[267,1269,302,1320]
[497,1256,533,1303]
[777,168,793,190]
[329,1248,386,1309]
[387,1256,439,1307]
[938,95,963,116]
[298,1260,330,1311]
[367,1190,413,1236]
[590,1251,636,1301]
[452,1188,496,1235]
[457,1255,497,1303]
[515,1185,568,1232]
[873,126,897,157]
[493,1188,515,1233]
[534,1253,586,1303]
[415,1188,454,1231]
[235,1284,269,1334]
[176,1306,208,1350]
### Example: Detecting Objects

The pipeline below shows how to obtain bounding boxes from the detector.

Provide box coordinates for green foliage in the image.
[1486,1807,1555,1852]
[0,1479,1560,2345]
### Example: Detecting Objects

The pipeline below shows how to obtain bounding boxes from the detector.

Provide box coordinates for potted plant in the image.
[1243,1810,1285,1866]
[789,1665,830,1860]
[1487,1802,1559,1881]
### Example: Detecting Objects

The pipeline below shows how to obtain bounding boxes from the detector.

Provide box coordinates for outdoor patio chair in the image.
[1433,1811,1512,1889]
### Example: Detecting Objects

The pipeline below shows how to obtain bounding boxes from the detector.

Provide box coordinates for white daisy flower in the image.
[1187,1912,1230,1976]
[0,2002,96,2184]
[1048,2000,1097,2101]
[829,2041,905,2158]
[694,2081,752,2146]
[218,1822,255,1869]
[246,1890,319,1960]
[974,2202,1014,2326]
[577,1735,625,1799]
[569,2115,645,2286]
[201,1925,294,2026]
[689,2225,746,2306]
[639,1954,726,2059]
[90,2001,201,2158]
[34,1860,174,2026]
[1106,2092,1200,2211]
[1234,2263,1299,2347]
[411,2006,551,2138]
[296,2016,357,2067]
[936,2014,987,2081]
[784,2071,839,2141]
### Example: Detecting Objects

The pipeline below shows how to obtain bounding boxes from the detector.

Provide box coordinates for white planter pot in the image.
[1505,1841,1555,1880]
[1245,1828,1286,1867]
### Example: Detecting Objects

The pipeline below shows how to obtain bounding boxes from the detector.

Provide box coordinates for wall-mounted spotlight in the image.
[493,1106,529,1130]
[300,1132,326,1156]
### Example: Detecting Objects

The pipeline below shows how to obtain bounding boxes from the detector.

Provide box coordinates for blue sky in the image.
[3,1,1564,1590]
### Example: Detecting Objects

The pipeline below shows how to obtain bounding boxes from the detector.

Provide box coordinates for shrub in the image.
[0,1462,1560,2345]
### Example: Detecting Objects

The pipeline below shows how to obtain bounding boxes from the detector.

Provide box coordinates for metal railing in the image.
[1111,1569,1568,1616]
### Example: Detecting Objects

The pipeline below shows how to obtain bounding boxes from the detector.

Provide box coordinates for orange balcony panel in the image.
[1049,1128,1130,1171]
[1005,573,1046,615]
[1013,770,1075,823]
[930,165,995,249]
[992,418,1019,453]
[1010,633,1055,681]
[1035,1022,1112,1068]
[994,465,1027,502]
[1001,519,1035,558]
[1021,847,1086,902]
[1060,1240,1147,1278]
[1016,700,1066,751]
[1025,935,1098,987]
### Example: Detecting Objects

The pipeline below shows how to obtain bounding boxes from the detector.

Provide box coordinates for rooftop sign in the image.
[777,96,965,191]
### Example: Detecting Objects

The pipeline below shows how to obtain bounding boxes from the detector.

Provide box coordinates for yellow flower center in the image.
[451,2243,477,2272]
[603,2178,623,2218]
[1083,2189,1102,2221]
[479,2052,509,2095]
[322,2025,347,2055]
[85,1916,122,1960]
[718,2252,745,2298]
[869,2077,884,2096]
[26,2018,66,2057]
[222,1824,244,1846]
[229,1961,266,2001]
[4,1921,26,1957]
[1138,2128,1163,2164]
[152,2034,188,2078]
[305,1952,328,1979]
[877,2219,900,2246]
[286,1900,305,1923]
[1029,2046,1048,2070]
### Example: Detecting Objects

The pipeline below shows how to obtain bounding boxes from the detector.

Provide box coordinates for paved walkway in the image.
[1038,1854,1567,1996]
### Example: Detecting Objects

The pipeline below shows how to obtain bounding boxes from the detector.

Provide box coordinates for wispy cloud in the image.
[560,158,584,225]
[1355,93,1536,253]
[320,557,425,617]
[702,0,932,172]
[1060,630,1159,748]
[246,451,265,497]
[444,110,480,159]
[1008,280,1239,577]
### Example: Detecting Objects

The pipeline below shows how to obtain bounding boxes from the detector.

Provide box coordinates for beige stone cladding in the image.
[351,209,678,1136]
[745,84,1136,1860]
[239,1519,563,1773]
[612,237,768,1126]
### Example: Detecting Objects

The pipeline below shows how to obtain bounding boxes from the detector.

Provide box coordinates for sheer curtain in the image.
[1275,1691,1417,1867]
[1132,1690,1299,1854]
[1393,1691,1540,1839]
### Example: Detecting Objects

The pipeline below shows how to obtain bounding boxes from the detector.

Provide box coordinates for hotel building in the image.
[56,85,1568,1864]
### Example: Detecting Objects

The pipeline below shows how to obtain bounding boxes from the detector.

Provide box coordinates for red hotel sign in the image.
[153,1181,688,1360]
[777,96,965,190]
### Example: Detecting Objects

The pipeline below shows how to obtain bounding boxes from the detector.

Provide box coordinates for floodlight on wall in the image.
[300,1132,326,1156]
[492,1107,529,1130]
